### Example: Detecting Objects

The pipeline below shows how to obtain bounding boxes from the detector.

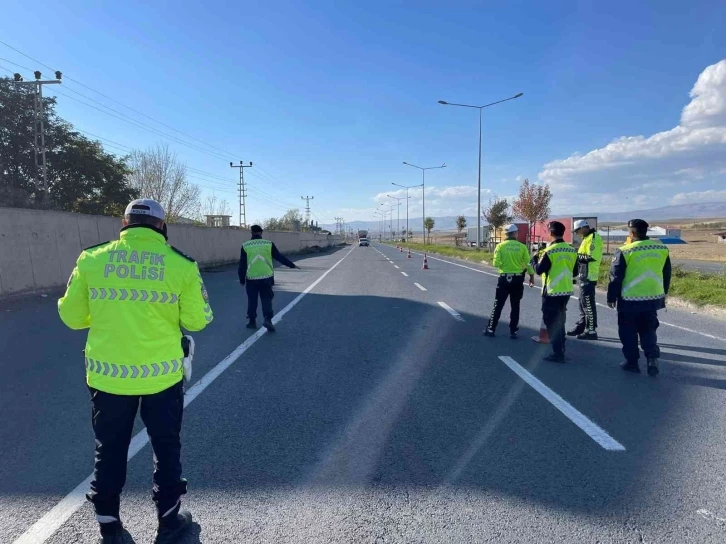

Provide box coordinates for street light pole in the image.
[392,182,421,242]
[402,162,446,244]
[387,195,407,241]
[438,92,523,249]
[379,204,394,241]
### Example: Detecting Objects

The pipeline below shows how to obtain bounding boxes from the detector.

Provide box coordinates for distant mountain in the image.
[325,202,726,233]
[576,202,726,223]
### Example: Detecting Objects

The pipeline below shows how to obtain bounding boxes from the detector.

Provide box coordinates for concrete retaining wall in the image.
[0,208,343,297]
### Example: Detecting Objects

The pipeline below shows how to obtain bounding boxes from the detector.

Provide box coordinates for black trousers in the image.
[575,280,598,332]
[542,296,569,355]
[246,279,274,320]
[487,274,525,333]
[87,380,186,521]
[618,310,660,363]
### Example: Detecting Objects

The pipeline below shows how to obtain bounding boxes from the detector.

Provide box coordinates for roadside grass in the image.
[598,257,726,308]
[387,242,493,263]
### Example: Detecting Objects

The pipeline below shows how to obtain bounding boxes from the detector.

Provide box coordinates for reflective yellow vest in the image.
[542,242,577,296]
[620,239,669,301]
[493,239,535,275]
[243,239,274,280]
[577,231,603,282]
[58,226,214,395]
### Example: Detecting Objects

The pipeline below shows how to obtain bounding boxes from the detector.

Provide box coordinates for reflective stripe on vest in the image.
[542,243,577,296]
[620,240,668,301]
[243,239,274,280]
[85,357,182,378]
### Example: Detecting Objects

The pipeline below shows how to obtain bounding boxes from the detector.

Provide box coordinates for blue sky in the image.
[2,0,725,227]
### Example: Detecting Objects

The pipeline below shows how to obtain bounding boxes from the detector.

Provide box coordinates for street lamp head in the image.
[229,162,233,167]
[438,100,448,105]
[514,92,523,98]
[441,163,447,168]
[403,161,409,165]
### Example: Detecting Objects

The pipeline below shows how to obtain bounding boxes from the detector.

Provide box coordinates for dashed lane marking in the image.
[437,301,464,321]
[414,283,427,291]
[401,272,409,277]
[497,356,626,452]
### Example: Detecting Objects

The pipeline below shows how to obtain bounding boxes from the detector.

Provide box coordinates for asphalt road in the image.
[2,242,726,543]
[671,258,726,274]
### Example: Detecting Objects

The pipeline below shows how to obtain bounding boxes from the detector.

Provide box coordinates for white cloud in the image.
[670,189,726,205]
[539,59,726,209]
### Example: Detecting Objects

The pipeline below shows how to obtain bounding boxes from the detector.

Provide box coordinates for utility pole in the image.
[301,195,314,230]
[13,71,62,204]
[230,161,253,227]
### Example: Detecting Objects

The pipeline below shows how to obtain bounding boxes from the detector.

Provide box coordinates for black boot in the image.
[263,318,276,332]
[510,329,519,340]
[620,360,641,373]
[246,318,257,329]
[576,331,599,340]
[98,521,132,544]
[566,326,584,337]
[155,510,193,544]
[647,357,659,376]
[483,327,495,337]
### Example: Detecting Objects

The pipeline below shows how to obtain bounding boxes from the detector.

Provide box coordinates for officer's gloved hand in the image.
[181,335,195,384]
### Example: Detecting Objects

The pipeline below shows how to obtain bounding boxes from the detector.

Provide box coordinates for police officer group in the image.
[58,199,294,544]
[484,219,671,375]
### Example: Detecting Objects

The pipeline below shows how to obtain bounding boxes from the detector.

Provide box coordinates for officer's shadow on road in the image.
[180,523,202,544]
[596,336,726,389]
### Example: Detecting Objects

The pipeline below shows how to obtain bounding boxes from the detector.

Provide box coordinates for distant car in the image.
[359,238,369,247]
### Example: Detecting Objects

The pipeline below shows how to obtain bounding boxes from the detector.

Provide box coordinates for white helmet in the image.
[573,219,590,231]
[504,224,519,234]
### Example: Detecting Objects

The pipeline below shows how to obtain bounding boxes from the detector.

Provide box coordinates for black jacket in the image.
[238,235,296,285]
[533,239,578,296]
[606,238,671,312]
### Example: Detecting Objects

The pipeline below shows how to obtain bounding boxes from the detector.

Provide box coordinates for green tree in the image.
[423,216,435,242]
[456,215,468,234]
[483,197,512,245]
[0,77,137,213]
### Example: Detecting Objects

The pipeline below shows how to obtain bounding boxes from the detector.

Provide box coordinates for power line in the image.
[0,40,240,160]
[2,47,299,197]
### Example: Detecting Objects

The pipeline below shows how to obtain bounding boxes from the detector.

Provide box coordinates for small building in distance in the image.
[714,231,726,244]
[205,215,232,228]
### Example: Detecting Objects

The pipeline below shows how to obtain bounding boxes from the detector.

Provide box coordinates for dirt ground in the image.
[666,229,726,262]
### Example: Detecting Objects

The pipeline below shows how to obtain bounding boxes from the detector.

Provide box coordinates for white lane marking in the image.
[437,301,464,321]
[414,283,427,291]
[12,246,356,544]
[394,265,400,269]
[497,356,626,451]
[697,508,726,526]
[401,271,409,277]
[381,245,726,343]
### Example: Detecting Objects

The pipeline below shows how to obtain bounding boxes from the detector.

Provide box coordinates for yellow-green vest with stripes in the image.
[542,242,577,296]
[243,239,274,280]
[620,239,669,301]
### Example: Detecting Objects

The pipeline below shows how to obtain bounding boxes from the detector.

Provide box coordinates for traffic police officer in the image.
[238,224,297,331]
[568,219,603,340]
[607,219,671,376]
[483,224,535,339]
[58,199,214,544]
[534,221,578,363]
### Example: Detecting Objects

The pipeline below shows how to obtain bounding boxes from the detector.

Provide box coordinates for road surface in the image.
[1,243,726,543]
[671,258,725,274]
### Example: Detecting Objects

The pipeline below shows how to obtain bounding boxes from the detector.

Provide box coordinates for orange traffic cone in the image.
[422,254,429,270]
[396,244,399,249]
[531,318,550,344]
[400,246,403,252]
[407,248,412,258]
